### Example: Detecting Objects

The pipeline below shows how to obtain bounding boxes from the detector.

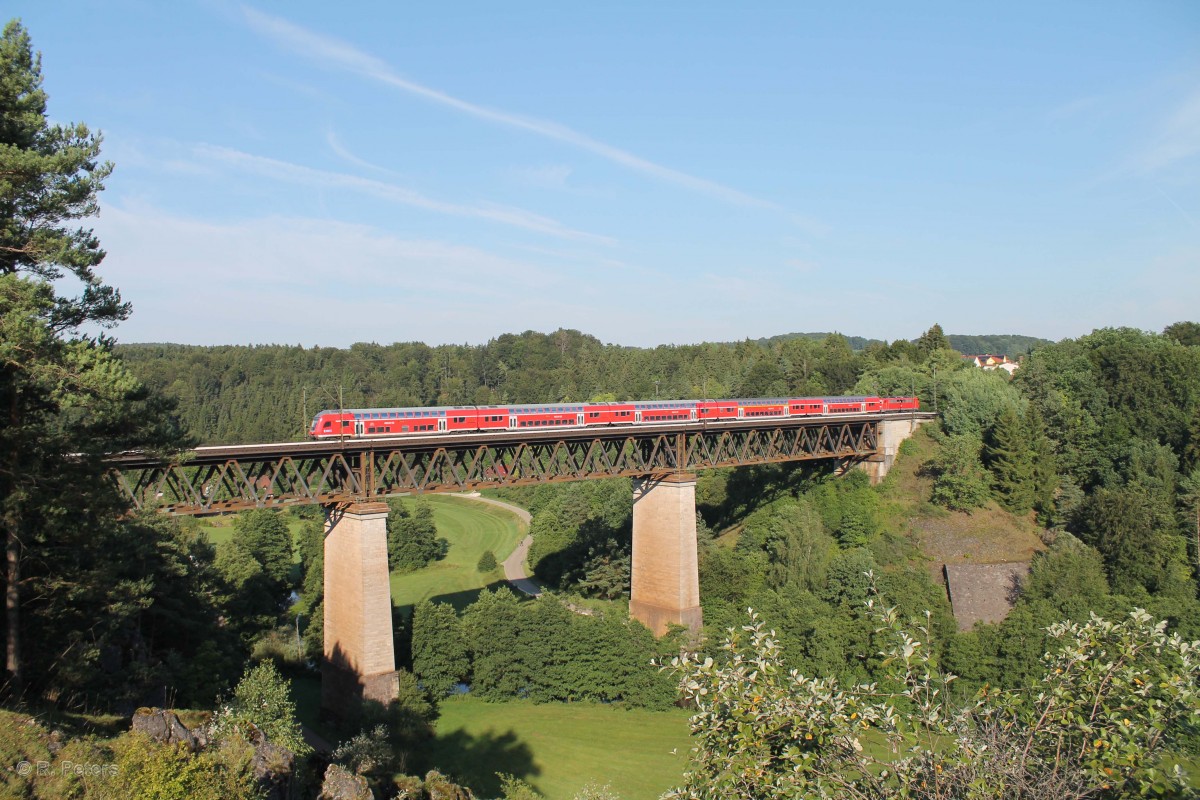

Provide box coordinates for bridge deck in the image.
[108,412,933,515]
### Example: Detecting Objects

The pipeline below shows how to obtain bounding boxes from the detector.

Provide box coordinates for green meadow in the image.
[388,494,527,614]
[429,696,693,800]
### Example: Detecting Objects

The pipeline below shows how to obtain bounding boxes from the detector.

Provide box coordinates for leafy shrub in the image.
[211,660,310,758]
[666,600,1200,799]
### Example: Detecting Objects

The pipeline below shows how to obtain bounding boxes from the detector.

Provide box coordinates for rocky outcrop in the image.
[245,724,296,800]
[423,769,474,800]
[130,708,199,751]
[319,763,374,800]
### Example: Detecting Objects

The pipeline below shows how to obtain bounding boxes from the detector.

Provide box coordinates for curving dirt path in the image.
[446,493,542,596]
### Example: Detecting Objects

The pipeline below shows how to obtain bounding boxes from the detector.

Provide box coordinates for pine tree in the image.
[0,21,125,328]
[1,20,184,699]
[1026,406,1059,519]
[985,406,1036,513]
[916,323,953,356]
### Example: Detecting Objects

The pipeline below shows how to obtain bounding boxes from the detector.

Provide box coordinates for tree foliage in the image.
[927,434,992,511]
[100,733,259,800]
[0,20,206,707]
[388,499,443,572]
[232,509,293,592]
[0,20,126,328]
[412,600,469,697]
[666,603,1200,799]
[211,659,310,758]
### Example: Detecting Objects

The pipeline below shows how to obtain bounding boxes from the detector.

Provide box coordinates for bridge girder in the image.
[111,419,885,515]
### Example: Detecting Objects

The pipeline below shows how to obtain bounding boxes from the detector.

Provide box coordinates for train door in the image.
[354,420,364,436]
[737,406,745,419]
[689,408,697,421]
[635,410,643,423]
[438,418,447,433]
[509,416,518,429]
[577,412,585,426]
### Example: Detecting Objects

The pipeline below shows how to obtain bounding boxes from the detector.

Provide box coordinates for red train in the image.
[309,395,920,439]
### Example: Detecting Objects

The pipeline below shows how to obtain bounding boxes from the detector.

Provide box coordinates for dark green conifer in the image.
[985,406,1036,513]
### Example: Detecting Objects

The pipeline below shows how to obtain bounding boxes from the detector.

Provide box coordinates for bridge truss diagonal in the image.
[110,418,892,515]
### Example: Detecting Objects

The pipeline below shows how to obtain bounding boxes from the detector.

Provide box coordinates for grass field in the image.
[200,497,526,614]
[429,696,693,800]
[389,495,527,615]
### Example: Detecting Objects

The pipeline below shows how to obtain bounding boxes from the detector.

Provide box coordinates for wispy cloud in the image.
[1131,87,1200,173]
[192,144,615,244]
[239,6,818,227]
[326,131,407,180]
[509,163,575,190]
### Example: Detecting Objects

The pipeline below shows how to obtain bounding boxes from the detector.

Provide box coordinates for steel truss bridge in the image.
[108,414,930,516]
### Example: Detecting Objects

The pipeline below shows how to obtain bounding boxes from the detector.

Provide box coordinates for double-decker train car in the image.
[309,394,920,439]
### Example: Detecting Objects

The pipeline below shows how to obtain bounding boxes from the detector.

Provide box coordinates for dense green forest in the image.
[4,16,1200,798]
[115,323,1042,445]
[754,330,1052,357]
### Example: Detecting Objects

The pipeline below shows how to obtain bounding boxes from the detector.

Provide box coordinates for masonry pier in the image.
[629,473,703,636]
[321,502,398,716]
[858,417,927,484]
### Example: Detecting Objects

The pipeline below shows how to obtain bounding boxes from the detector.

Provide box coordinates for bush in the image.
[665,598,1200,799]
[211,660,311,758]
[100,732,258,800]
[477,550,498,573]
[927,434,991,511]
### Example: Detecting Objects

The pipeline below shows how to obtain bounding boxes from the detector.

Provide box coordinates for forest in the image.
[3,15,1200,799]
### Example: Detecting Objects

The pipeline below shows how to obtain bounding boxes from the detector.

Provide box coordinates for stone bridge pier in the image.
[858,417,927,484]
[629,473,703,636]
[321,502,398,717]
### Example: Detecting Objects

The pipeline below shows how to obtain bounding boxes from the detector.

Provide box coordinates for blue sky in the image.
[14,1,1200,347]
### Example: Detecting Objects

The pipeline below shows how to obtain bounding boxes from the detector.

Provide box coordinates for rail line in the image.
[108,412,933,515]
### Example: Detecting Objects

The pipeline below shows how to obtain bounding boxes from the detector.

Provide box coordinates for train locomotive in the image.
[309,395,920,439]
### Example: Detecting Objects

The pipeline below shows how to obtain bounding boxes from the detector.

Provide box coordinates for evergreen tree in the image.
[476,550,497,573]
[1026,406,1059,520]
[1074,486,1191,596]
[985,406,1036,513]
[916,323,952,356]
[0,20,126,327]
[0,21,186,700]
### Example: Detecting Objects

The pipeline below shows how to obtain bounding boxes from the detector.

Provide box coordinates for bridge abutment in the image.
[630,473,703,636]
[322,502,398,717]
[858,417,927,484]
